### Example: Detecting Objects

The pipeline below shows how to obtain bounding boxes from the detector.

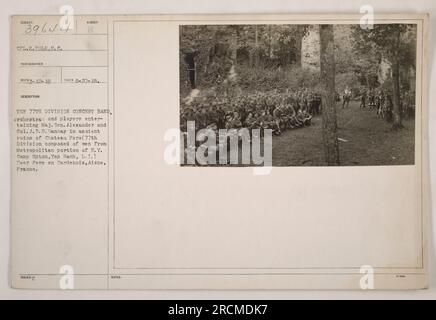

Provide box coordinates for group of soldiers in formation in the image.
[180,89,322,136]
[181,87,415,137]
[358,88,415,121]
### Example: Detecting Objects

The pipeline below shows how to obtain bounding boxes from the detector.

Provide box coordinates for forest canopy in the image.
[179,24,416,99]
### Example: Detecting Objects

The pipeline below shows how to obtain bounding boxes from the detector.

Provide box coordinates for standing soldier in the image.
[359,89,367,109]
[215,103,226,129]
[342,86,352,109]
[368,89,375,109]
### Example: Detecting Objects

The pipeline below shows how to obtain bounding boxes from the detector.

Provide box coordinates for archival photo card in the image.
[10,14,428,290]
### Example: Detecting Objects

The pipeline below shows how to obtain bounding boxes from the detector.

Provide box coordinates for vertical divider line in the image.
[106,18,110,289]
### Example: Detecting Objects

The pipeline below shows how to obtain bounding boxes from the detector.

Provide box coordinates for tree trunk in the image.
[391,27,402,129]
[230,27,238,64]
[204,27,218,74]
[295,35,302,67]
[254,25,259,67]
[320,25,340,166]
[268,25,277,60]
[296,26,308,67]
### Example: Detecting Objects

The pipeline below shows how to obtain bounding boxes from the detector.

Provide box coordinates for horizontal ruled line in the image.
[18,49,108,52]
[18,82,108,85]
[22,33,108,36]
[19,65,108,68]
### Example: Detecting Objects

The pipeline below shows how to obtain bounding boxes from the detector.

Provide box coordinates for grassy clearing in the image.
[272,101,415,166]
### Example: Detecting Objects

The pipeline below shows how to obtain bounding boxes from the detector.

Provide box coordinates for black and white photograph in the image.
[2,3,433,299]
[179,24,417,166]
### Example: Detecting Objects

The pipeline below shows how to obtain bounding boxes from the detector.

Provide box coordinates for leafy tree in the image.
[352,24,416,129]
[180,25,309,87]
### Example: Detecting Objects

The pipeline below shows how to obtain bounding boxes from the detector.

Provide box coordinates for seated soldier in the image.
[197,106,209,130]
[180,107,194,132]
[257,110,269,131]
[224,113,233,130]
[244,112,259,130]
[225,111,242,130]
[215,104,226,129]
[296,108,312,126]
[232,111,243,128]
[272,106,283,134]
[280,104,289,130]
[207,105,218,127]
[236,103,247,125]
[287,103,302,128]
[264,110,281,135]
